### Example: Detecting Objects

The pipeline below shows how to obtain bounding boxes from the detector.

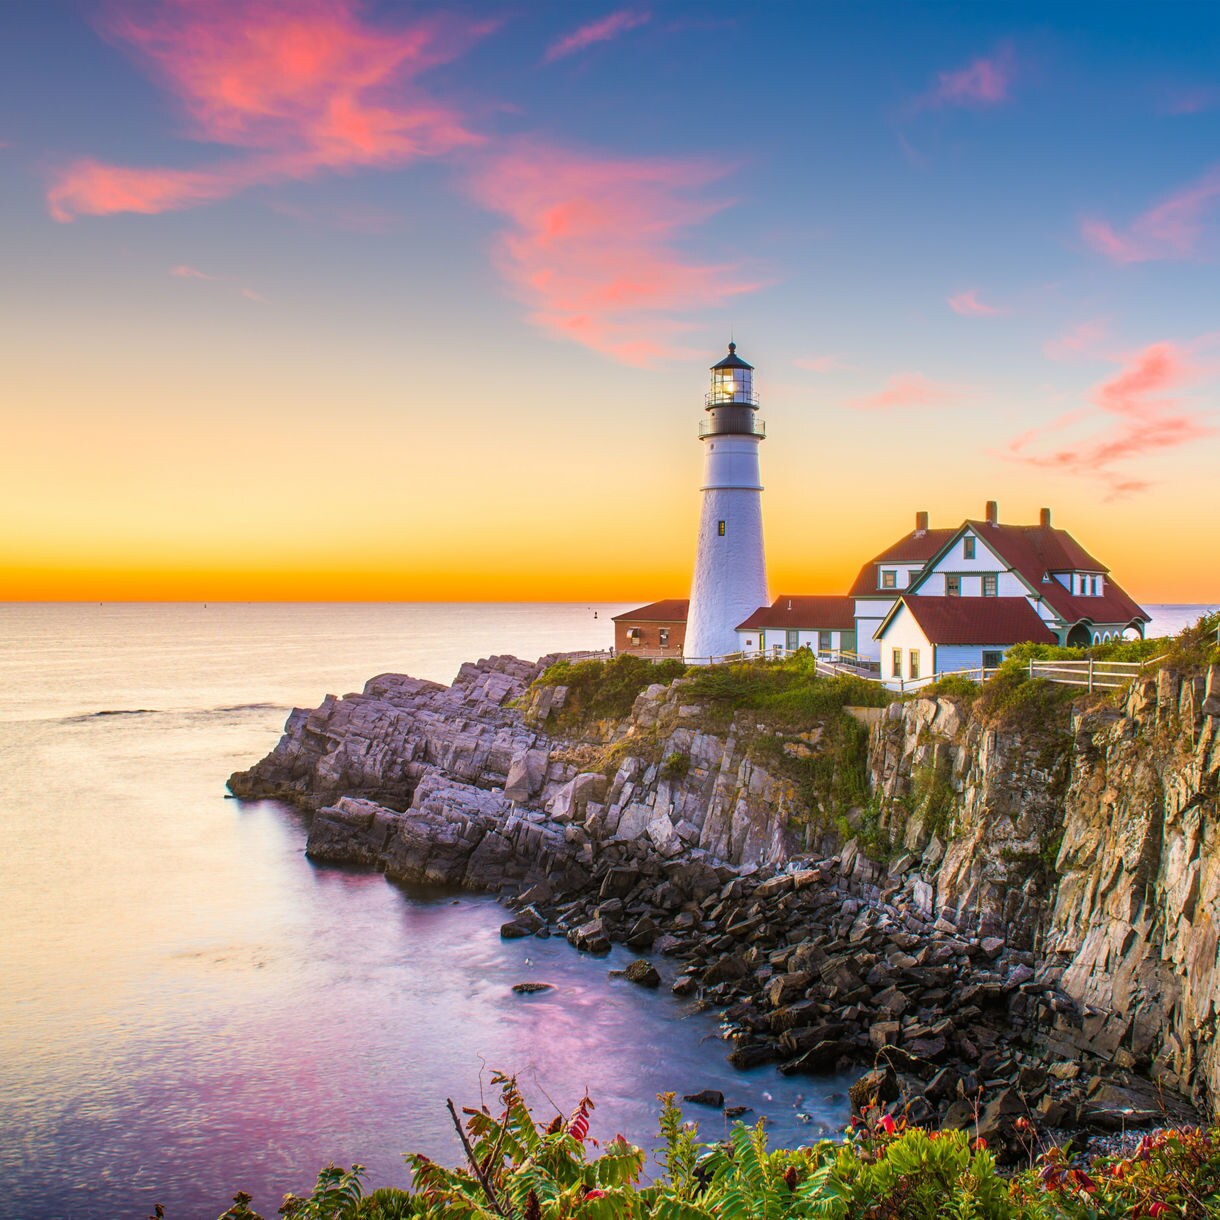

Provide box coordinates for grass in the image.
[529,654,687,732]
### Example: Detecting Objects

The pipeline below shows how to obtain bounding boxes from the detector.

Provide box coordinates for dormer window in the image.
[963,536,976,560]
[881,570,897,589]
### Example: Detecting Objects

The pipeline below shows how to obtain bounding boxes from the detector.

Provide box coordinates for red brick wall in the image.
[614,619,687,655]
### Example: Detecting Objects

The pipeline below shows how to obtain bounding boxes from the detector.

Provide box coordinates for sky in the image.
[1,0,1218,602]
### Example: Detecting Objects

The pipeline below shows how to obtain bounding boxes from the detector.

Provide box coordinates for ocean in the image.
[0,602,855,1220]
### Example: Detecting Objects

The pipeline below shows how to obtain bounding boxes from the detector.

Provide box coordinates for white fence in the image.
[1025,656,1161,692]
[648,648,1168,697]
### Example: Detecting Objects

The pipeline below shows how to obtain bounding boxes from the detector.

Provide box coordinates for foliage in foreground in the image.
[199,1077,1220,1220]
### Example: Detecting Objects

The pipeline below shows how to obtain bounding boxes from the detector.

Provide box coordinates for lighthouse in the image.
[684,343,769,661]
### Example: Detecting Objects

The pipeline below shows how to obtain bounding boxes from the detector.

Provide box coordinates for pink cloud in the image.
[241,287,269,303]
[1159,86,1220,116]
[47,0,485,221]
[468,140,762,365]
[947,289,1004,317]
[1004,341,1215,496]
[1081,167,1220,263]
[849,372,962,411]
[918,47,1014,109]
[544,9,650,63]
[1043,318,1108,362]
[794,354,846,373]
[169,263,215,279]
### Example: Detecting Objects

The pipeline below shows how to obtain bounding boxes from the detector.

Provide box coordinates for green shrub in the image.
[660,751,689,781]
[208,1083,1220,1218]
[531,655,687,731]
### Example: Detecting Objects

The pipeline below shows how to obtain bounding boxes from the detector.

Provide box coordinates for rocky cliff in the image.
[229,649,1220,1148]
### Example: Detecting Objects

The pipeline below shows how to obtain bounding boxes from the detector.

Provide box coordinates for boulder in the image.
[624,959,661,988]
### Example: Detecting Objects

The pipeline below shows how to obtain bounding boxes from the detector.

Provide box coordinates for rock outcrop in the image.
[229,650,1220,1139]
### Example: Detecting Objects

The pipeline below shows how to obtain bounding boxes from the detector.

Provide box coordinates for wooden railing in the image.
[634,645,1181,697]
[1025,655,1164,692]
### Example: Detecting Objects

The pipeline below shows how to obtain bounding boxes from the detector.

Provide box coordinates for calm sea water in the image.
[0,603,870,1220]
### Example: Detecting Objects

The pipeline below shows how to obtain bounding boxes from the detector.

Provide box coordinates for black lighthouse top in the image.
[701,343,764,440]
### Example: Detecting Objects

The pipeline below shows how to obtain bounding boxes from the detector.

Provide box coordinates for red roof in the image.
[735,595,856,631]
[881,597,1058,646]
[941,522,1148,626]
[848,529,957,597]
[612,598,689,623]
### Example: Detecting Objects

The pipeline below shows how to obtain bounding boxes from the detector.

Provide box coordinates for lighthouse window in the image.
[717,520,726,536]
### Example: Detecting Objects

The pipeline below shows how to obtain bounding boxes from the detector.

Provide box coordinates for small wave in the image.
[211,702,288,714]
[87,708,158,718]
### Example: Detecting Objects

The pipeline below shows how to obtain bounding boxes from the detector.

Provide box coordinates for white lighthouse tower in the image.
[684,343,768,661]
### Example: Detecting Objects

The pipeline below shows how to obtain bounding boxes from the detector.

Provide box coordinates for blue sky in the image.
[1,1,1217,599]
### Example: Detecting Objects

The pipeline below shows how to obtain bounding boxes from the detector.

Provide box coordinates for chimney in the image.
[1040,507,1052,528]
[914,510,929,535]
[986,500,999,526]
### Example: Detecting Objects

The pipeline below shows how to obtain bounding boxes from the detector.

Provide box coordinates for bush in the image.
[205,1082,1220,1218]
[531,655,687,730]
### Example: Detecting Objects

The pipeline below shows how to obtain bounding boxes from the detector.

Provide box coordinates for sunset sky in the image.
[2,0,1218,602]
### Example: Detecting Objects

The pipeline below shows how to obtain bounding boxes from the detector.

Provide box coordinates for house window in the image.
[892,648,903,679]
[786,629,800,651]
[909,650,920,680]
[963,536,976,560]
[717,520,726,536]
[946,574,961,597]
[659,628,670,648]
[982,650,1004,670]
[1090,576,1098,596]
[841,630,856,654]
[626,627,640,646]
[982,574,998,597]
[881,570,897,589]
[818,629,832,652]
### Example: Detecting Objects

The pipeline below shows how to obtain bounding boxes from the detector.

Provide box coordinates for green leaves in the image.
[212,1080,1220,1219]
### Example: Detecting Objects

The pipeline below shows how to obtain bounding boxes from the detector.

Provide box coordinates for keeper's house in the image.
[866,501,1149,667]
[875,596,1057,685]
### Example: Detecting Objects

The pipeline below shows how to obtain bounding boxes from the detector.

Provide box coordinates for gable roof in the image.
[912,521,1149,626]
[612,599,689,624]
[736,595,857,632]
[877,596,1058,646]
[848,528,957,596]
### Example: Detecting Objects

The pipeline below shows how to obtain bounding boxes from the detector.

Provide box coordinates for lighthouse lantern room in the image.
[684,343,769,661]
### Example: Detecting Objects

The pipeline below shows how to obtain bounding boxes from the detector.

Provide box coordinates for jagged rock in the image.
[624,959,661,988]
[568,919,611,955]
[230,647,1220,1126]
[683,1089,724,1108]
[512,982,554,994]
[849,1067,898,1114]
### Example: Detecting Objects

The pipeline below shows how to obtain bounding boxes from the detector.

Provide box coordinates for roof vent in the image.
[914,510,929,536]
[1040,507,1052,528]
[986,500,999,526]
[787,598,792,611]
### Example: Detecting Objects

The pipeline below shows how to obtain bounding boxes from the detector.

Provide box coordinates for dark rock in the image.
[727,1042,775,1069]
[500,920,534,939]
[682,1089,724,1108]
[624,959,661,988]
[512,982,554,994]
[849,1066,898,1114]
